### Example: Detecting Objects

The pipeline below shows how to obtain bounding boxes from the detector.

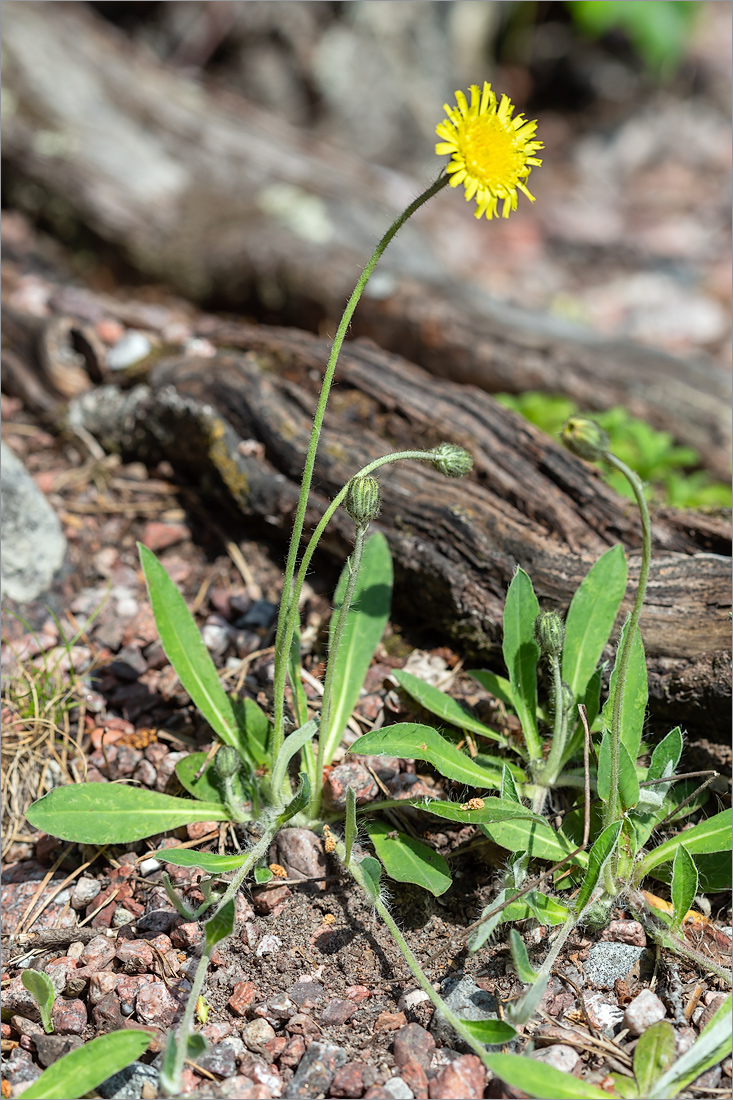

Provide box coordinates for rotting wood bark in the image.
[2,0,730,478]
[61,319,731,737]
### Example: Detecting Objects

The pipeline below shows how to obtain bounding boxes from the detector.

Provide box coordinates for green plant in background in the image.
[21,79,731,1096]
[496,392,732,509]
[566,1,700,77]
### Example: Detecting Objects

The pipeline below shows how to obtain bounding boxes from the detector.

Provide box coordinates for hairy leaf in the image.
[366,821,451,896]
[324,532,392,764]
[393,669,507,746]
[138,544,240,749]
[562,544,626,701]
[351,723,502,788]
[26,785,228,844]
[670,846,698,931]
[483,1054,612,1099]
[18,1031,150,1100]
[503,568,541,758]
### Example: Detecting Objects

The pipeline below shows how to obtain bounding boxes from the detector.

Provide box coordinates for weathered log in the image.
[64,318,731,736]
[2,0,730,477]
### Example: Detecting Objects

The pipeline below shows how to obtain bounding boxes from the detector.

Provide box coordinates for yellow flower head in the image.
[436,82,543,220]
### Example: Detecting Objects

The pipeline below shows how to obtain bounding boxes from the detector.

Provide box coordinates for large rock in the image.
[1,442,67,601]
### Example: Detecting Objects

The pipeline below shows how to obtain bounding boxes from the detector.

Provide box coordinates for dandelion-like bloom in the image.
[436,82,543,220]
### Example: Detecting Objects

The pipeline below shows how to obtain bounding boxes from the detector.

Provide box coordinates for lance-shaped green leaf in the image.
[647,727,683,780]
[575,821,622,915]
[649,994,732,1099]
[18,1030,150,1100]
[204,898,235,953]
[270,720,317,799]
[420,798,588,866]
[351,724,502,788]
[509,928,538,983]
[460,1019,518,1045]
[635,809,733,879]
[26,785,229,844]
[597,734,639,810]
[502,892,571,927]
[344,787,357,866]
[562,544,626,701]
[288,620,310,731]
[277,773,311,825]
[158,848,250,873]
[231,696,271,767]
[466,668,515,710]
[633,1020,676,1097]
[358,855,382,902]
[175,753,226,804]
[501,765,521,804]
[324,532,392,764]
[503,567,541,759]
[366,821,451,897]
[254,866,273,884]
[483,1054,612,1099]
[21,970,55,1033]
[392,669,508,747]
[670,846,698,932]
[138,544,240,749]
[600,619,648,764]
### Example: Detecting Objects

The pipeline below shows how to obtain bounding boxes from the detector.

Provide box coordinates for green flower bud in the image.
[561,417,609,463]
[344,475,381,525]
[561,682,574,714]
[580,896,613,932]
[430,443,473,478]
[534,611,565,657]
[215,746,240,781]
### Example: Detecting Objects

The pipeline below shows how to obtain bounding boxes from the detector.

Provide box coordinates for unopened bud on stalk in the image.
[534,611,565,657]
[215,746,240,781]
[430,443,473,478]
[561,417,609,463]
[344,475,382,525]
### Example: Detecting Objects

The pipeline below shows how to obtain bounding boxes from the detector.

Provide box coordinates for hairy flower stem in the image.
[270,174,450,760]
[164,823,278,1096]
[602,455,651,843]
[272,447,451,799]
[343,847,498,1072]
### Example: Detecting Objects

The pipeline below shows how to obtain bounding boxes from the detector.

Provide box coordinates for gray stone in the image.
[583,943,648,989]
[107,331,152,370]
[624,989,667,1035]
[97,1060,159,1099]
[378,1078,414,1099]
[430,976,501,1048]
[282,1040,347,1098]
[1,442,66,602]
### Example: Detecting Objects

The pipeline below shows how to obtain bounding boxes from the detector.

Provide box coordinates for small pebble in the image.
[531,1044,581,1074]
[135,982,181,1029]
[428,1054,485,1099]
[624,989,667,1035]
[107,331,152,370]
[71,876,102,910]
[256,933,283,957]
[242,1018,276,1053]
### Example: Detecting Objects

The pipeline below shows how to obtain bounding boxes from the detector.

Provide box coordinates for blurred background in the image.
[3,0,729,361]
[3,1,731,507]
[3,0,730,361]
